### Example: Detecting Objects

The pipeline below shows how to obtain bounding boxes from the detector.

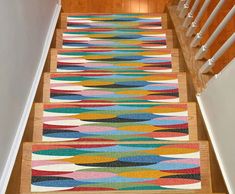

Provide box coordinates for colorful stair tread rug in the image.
[31,143,201,192]
[67,14,162,30]
[49,73,180,103]
[57,49,173,73]
[43,103,190,142]
[62,30,167,49]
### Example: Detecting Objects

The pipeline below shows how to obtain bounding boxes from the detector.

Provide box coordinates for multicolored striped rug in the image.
[41,103,191,142]
[62,30,167,49]
[66,14,162,29]
[56,49,173,73]
[31,142,201,192]
[48,73,181,103]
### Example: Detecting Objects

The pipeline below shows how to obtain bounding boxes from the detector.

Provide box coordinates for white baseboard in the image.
[0,2,61,193]
[197,94,233,194]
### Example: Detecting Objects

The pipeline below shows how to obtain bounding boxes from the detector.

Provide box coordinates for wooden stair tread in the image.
[21,141,212,193]
[56,29,174,49]
[50,48,180,73]
[33,102,198,142]
[61,13,168,29]
[42,72,188,103]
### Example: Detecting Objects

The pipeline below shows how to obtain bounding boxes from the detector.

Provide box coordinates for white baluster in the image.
[177,0,187,11]
[199,33,235,74]
[195,5,235,60]
[191,0,225,47]
[183,0,200,28]
[186,0,210,37]
[179,0,191,18]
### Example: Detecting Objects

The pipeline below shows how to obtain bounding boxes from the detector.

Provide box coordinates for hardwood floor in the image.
[61,0,174,13]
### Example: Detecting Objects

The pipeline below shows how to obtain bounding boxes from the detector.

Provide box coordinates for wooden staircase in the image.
[20,12,216,193]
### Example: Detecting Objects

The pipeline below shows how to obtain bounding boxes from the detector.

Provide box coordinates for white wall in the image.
[0,0,60,192]
[197,58,235,194]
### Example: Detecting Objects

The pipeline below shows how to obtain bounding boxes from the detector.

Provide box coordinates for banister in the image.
[183,0,200,28]
[179,0,191,18]
[191,0,225,47]
[199,33,235,74]
[177,0,187,11]
[195,5,235,60]
[186,0,210,37]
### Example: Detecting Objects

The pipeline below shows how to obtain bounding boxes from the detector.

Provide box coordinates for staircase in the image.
[20,12,215,193]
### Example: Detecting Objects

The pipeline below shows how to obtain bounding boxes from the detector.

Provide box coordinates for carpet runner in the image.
[34,103,196,142]
[47,73,185,103]
[55,49,175,73]
[20,12,212,193]
[61,29,168,49]
[66,13,163,29]
[29,142,202,192]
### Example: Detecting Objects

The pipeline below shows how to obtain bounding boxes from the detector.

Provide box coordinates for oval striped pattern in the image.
[31,143,201,192]
[57,49,173,73]
[28,12,203,193]
[43,103,189,142]
[50,73,179,103]
[62,30,167,49]
[67,14,162,30]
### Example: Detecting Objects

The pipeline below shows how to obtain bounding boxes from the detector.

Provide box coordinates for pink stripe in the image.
[32,160,69,167]
[156,116,188,122]
[72,126,116,132]
[161,158,200,165]
[50,83,74,87]
[56,171,117,179]
[82,63,113,67]
[80,90,114,96]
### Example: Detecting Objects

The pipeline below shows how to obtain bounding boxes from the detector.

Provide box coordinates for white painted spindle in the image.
[179,0,191,18]
[183,0,200,28]
[199,33,235,74]
[195,5,235,60]
[191,0,225,47]
[186,0,210,37]
[177,0,187,11]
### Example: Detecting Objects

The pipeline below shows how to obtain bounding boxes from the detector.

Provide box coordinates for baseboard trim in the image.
[0,2,61,193]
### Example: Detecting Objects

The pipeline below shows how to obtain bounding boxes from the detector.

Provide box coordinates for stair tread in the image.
[21,141,211,193]
[61,13,167,29]
[56,29,173,49]
[50,48,179,73]
[43,72,188,103]
[33,102,197,142]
